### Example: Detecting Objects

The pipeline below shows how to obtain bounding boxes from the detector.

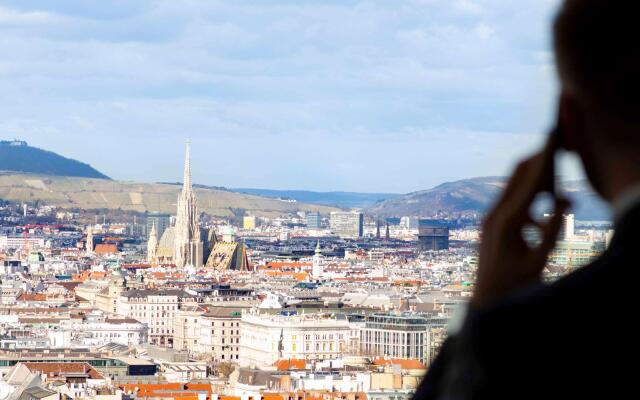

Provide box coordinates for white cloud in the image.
[0,0,565,192]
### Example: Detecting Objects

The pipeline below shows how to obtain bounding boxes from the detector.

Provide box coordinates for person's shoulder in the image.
[474,246,623,324]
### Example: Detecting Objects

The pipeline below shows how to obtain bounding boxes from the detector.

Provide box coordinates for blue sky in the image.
[0,0,564,193]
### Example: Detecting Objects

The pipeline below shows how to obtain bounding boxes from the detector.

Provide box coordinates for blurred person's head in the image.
[554,0,640,201]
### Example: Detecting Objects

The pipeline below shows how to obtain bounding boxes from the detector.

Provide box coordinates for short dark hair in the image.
[554,0,640,122]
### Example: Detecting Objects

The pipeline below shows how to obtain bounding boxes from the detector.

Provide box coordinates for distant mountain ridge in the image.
[0,139,108,179]
[369,176,611,221]
[232,188,400,209]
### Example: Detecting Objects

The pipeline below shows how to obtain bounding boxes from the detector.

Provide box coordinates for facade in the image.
[417,220,449,251]
[400,216,419,230]
[560,213,575,241]
[239,310,353,367]
[95,272,126,314]
[197,307,243,362]
[306,211,322,229]
[117,289,198,346]
[360,313,447,365]
[172,305,206,353]
[330,211,364,238]
[549,239,604,268]
[173,143,203,269]
[66,316,148,347]
[0,236,45,250]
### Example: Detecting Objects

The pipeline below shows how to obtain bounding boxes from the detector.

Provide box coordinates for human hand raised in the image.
[472,134,570,309]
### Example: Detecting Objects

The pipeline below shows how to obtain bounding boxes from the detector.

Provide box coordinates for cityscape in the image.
[0,139,611,400]
[0,1,607,400]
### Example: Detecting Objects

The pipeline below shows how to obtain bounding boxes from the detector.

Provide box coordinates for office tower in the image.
[306,211,322,229]
[560,213,575,241]
[418,220,449,251]
[329,211,364,238]
[146,212,171,240]
[400,216,419,229]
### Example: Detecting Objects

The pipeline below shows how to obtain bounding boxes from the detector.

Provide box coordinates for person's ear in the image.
[557,91,581,153]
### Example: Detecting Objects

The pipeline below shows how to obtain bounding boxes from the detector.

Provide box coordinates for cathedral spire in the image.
[147,222,158,263]
[174,140,202,269]
[183,139,192,191]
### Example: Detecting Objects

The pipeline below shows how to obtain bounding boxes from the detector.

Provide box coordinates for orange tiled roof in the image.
[73,270,108,282]
[94,243,118,254]
[17,293,46,301]
[373,358,426,370]
[264,271,309,281]
[274,359,307,370]
[118,382,214,400]
[265,262,312,269]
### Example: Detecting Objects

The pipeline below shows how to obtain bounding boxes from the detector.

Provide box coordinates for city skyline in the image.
[1,0,564,192]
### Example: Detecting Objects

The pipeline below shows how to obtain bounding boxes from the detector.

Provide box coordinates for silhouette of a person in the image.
[414,1,640,398]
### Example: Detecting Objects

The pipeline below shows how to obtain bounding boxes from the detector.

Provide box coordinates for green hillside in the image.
[0,140,109,179]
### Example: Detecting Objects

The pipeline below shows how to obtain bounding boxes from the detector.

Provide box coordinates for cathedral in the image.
[150,142,205,269]
[173,142,203,269]
[148,142,251,272]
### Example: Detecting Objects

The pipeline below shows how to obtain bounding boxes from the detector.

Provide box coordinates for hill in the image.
[0,140,108,179]
[369,176,611,221]
[232,188,399,209]
[0,173,338,218]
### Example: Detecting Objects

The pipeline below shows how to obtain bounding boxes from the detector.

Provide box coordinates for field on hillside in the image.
[0,173,337,217]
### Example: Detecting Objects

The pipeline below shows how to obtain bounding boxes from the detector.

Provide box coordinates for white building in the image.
[0,236,45,250]
[117,289,198,346]
[197,307,243,363]
[329,211,364,238]
[61,312,148,347]
[239,310,355,368]
[360,313,448,365]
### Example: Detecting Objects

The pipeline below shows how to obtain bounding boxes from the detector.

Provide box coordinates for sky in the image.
[0,0,566,193]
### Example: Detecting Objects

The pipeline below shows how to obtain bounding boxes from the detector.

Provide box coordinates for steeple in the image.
[183,139,192,191]
[86,226,94,254]
[174,140,203,269]
[312,240,323,278]
[147,222,158,263]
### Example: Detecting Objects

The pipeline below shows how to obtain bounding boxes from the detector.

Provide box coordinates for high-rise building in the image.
[306,211,322,229]
[560,214,575,241]
[418,220,449,251]
[147,212,171,240]
[329,211,364,238]
[400,216,419,230]
[173,142,203,269]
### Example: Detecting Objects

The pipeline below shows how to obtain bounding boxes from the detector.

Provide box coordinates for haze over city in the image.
[0,0,563,192]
